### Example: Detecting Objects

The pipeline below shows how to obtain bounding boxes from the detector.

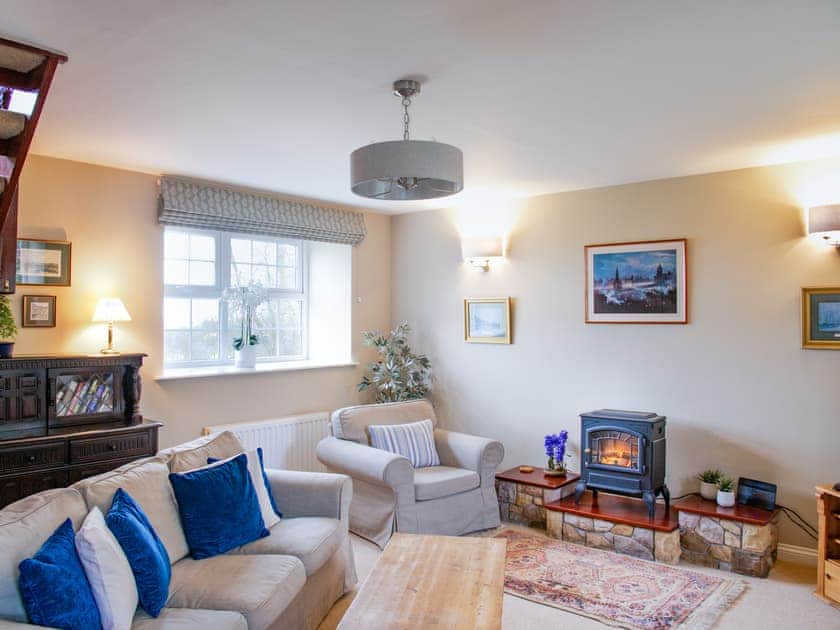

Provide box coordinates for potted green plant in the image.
[223,284,268,369]
[358,323,431,402]
[696,468,722,501]
[0,295,17,358]
[716,476,736,507]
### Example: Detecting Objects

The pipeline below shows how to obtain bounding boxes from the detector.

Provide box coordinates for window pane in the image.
[277,299,303,356]
[255,331,276,357]
[252,241,276,266]
[191,331,219,361]
[189,261,215,286]
[253,301,274,329]
[190,234,215,260]
[230,262,251,287]
[191,298,219,331]
[164,230,189,259]
[231,238,251,264]
[164,259,189,285]
[251,265,275,287]
[278,329,303,356]
[164,298,190,330]
[277,267,296,289]
[279,244,297,267]
[164,331,189,362]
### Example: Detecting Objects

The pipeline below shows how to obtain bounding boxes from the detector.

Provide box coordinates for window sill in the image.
[155,360,358,382]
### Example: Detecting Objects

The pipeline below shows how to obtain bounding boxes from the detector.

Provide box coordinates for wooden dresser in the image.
[0,353,161,508]
[816,484,840,607]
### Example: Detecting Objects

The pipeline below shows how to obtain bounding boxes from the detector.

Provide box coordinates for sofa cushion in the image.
[208,448,282,526]
[18,519,102,630]
[75,506,139,630]
[107,489,171,618]
[331,399,437,444]
[131,608,248,630]
[231,516,342,576]
[167,554,305,630]
[159,431,244,474]
[0,488,88,622]
[413,466,480,501]
[369,419,440,468]
[74,456,189,564]
[169,454,269,560]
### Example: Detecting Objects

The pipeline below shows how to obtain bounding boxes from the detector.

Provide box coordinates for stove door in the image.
[585,426,644,473]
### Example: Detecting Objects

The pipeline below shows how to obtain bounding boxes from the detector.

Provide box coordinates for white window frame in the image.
[163,227,308,368]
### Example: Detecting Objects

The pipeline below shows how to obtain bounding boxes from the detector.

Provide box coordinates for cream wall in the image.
[14,155,391,447]
[392,158,840,547]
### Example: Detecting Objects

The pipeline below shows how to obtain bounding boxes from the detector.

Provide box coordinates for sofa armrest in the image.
[434,429,504,481]
[0,622,51,630]
[264,468,352,521]
[316,436,414,492]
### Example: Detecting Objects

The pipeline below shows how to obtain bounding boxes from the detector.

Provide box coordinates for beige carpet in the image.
[320,527,839,630]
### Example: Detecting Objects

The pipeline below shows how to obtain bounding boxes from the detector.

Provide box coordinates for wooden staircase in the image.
[0,37,67,293]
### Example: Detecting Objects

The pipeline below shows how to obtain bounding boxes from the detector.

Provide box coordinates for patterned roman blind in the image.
[158,176,367,245]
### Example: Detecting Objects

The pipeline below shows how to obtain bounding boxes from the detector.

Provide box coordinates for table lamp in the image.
[92,298,131,354]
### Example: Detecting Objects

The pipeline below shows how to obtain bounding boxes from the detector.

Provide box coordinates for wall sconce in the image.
[808,204,840,246]
[462,237,504,271]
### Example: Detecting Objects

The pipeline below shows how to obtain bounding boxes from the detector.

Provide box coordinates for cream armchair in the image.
[316,400,504,548]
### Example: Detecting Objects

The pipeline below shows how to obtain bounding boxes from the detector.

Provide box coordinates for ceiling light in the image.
[808,204,840,246]
[350,79,463,201]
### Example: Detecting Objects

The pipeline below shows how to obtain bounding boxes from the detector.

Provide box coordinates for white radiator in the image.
[203,412,330,472]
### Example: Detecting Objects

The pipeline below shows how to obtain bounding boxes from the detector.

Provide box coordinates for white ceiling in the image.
[4,1,840,214]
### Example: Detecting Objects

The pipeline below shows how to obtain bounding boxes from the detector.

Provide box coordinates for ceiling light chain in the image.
[402,95,411,141]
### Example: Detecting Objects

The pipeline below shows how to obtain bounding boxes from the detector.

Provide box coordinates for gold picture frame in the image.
[464,297,511,344]
[802,287,840,350]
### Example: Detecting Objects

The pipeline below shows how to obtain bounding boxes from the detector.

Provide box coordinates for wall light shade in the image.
[462,237,504,271]
[808,204,840,245]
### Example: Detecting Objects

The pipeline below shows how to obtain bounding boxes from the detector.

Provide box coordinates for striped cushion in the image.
[368,419,440,468]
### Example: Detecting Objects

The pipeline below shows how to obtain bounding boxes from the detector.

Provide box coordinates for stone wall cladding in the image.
[496,479,575,529]
[544,511,680,564]
[677,510,779,577]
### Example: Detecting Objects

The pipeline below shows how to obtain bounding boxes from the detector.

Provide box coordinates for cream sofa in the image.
[0,431,356,630]
[316,400,504,548]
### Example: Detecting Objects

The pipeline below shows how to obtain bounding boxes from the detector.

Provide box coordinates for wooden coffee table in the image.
[338,533,506,630]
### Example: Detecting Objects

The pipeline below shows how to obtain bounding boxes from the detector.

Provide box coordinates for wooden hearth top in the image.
[545,492,679,532]
[673,495,778,526]
[495,466,580,489]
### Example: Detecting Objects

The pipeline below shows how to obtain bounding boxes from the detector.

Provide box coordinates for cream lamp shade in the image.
[808,204,840,246]
[92,298,131,323]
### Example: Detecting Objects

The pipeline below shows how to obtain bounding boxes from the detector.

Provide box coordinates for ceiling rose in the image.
[350,79,464,201]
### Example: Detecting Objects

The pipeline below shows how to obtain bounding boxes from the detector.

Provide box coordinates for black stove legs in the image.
[643,485,670,519]
[573,479,587,504]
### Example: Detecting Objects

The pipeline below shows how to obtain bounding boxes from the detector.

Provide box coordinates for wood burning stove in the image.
[574,409,669,518]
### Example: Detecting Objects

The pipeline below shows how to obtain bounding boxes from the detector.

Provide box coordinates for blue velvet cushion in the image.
[169,452,269,560]
[18,519,102,630]
[208,447,282,517]
[106,488,171,617]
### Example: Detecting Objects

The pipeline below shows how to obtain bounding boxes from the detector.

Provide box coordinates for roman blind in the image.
[158,176,367,245]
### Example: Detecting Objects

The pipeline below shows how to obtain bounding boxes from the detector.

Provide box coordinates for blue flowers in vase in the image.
[544,430,569,475]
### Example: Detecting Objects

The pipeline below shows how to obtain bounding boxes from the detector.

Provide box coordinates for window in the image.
[163,227,306,367]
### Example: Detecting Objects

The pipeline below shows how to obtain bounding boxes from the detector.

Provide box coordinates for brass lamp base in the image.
[100,321,120,355]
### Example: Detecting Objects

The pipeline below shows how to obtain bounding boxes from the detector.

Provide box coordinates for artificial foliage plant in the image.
[358,323,431,403]
[0,295,17,340]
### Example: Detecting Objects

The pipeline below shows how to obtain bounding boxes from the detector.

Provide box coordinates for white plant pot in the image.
[235,345,257,369]
[716,490,735,507]
[700,481,718,501]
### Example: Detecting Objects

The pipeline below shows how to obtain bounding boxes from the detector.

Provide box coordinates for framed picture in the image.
[22,295,56,328]
[585,238,687,324]
[16,239,72,286]
[802,287,840,350]
[464,297,511,344]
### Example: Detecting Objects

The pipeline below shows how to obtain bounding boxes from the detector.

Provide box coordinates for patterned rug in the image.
[493,528,746,630]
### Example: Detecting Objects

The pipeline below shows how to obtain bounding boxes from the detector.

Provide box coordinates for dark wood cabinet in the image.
[0,353,160,508]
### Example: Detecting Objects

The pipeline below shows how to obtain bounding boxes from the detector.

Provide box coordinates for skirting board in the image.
[777,543,817,566]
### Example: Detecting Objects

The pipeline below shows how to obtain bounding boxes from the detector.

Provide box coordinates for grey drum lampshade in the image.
[350,140,463,201]
[808,204,840,244]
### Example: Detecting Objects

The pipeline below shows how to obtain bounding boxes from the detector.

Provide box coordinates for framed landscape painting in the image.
[464,297,511,344]
[585,239,687,324]
[802,287,840,350]
[16,239,72,286]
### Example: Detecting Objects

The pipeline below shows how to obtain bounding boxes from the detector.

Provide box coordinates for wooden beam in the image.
[0,190,17,294]
[0,67,39,91]
[0,36,68,64]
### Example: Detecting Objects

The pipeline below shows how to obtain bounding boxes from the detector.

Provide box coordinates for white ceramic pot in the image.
[716,489,735,507]
[700,481,718,501]
[235,344,257,369]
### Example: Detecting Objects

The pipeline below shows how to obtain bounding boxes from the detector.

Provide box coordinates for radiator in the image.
[203,412,330,472]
